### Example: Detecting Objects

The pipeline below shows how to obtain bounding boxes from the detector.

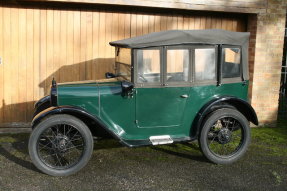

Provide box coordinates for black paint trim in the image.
[34,95,50,109]
[50,79,58,107]
[32,106,198,147]
[32,105,128,142]
[192,96,258,138]
[33,95,51,118]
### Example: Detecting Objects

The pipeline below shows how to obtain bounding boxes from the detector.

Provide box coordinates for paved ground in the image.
[0,123,286,191]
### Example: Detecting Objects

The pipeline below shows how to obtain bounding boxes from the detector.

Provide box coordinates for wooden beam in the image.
[17,0,267,14]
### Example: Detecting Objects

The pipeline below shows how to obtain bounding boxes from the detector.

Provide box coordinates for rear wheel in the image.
[29,114,93,176]
[199,108,250,164]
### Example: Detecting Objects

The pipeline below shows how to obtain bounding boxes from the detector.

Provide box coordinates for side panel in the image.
[57,83,100,116]
[182,82,249,136]
[98,83,135,137]
[135,87,190,128]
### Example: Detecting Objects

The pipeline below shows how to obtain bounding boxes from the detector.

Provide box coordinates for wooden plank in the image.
[154,15,160,32]
[171,15,178,30]
[22,0,267,14]
[92,11,99,79]
[166,15,173,30]
[33,9,40,108]
[80,10,87,81]
[73,10,81,81]
[66,10,74,82]
[200,16,206,29]
[194,16,200,29]
[148,15,155,33]
[160,15,167,31]
[39,9,47,97]
[124,13,131,39]
[105,12,113,76]
[130,13,137,37]
[86,11,93,80]
[0,4,4,122]
[206,16,212,29]
[3,7,11,122]
[216,17,222,29]
[143,14,149,35]
[177,15,183,30]
[98,11,106,78]
[46,9,54,93]
[232,19,238,31]
[222,18,228,30]
[226,18,234,31]
[112,12,119,42]
[188,16,195,29]
[10,8,20,121]
[136,14,143,36]
[53,9,61,82]
[26,9,34,120]
[183,16,189,30]
[59,10,67,82]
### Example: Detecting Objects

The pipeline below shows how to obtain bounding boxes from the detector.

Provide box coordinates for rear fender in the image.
[191,96,258,137]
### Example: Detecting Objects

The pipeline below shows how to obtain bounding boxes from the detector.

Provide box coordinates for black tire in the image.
[29,114,94,176]
[199,108,250,164]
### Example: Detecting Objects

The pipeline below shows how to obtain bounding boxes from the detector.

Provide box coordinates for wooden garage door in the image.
[0,4,246,123]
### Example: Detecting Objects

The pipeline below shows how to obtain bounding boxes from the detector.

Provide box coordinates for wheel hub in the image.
[218,128,232,144]
[54,134,69,152]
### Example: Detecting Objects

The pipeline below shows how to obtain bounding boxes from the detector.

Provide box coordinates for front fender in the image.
[32,106,105,128]
[33,95,51,117]
[31,106,130,146]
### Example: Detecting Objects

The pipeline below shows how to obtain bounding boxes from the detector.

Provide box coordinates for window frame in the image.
[132,44,219,88]
[193,45,218,86]
[115,47,133,82]
[133,47,163,87]
[164,45,192,87]
[220,45,243,84]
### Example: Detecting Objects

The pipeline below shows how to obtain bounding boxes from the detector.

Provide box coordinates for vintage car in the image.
[29,29,258,176]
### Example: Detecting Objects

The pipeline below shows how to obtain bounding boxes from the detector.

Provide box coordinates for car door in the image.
[135,47,191,128]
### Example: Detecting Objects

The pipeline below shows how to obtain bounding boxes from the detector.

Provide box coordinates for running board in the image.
[149,135,173,145]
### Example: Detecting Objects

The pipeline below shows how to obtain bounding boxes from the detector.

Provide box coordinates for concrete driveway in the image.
[0,125,286,191]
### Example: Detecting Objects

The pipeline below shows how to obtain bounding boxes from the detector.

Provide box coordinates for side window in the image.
[166,49,189,82]
[137,49,161,83]
[222,47,241,78]
[195,48,216,81]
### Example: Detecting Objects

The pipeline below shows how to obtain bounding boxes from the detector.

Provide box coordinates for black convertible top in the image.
[110,29,250,80]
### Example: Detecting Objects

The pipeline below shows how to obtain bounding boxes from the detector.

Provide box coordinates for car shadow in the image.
[151,143,210,163]
[0,134,42,174]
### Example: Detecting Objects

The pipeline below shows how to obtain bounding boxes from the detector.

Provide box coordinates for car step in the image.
[149,135,173,145]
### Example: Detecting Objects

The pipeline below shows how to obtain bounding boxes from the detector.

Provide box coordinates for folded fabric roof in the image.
[109,29,250,48]
[110,29,250,80]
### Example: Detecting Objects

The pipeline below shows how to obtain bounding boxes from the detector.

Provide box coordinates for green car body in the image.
[32,29,258,147]
[54,80,249,145]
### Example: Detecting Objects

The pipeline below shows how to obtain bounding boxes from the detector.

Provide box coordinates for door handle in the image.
[181,94,189,98]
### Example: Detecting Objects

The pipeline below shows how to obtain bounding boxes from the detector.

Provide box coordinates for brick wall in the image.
[248,0,287,125]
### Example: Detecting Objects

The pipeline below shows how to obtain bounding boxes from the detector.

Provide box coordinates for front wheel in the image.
[29,114,94,176]
[199,108,250,164]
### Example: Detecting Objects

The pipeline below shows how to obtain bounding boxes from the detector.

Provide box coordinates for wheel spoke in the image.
[207,116,244,157]
[37,123,85,170]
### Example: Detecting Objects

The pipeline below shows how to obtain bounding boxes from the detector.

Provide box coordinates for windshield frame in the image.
[115,47,133,82]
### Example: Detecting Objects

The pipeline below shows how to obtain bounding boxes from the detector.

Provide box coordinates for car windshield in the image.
[115,48,131,81]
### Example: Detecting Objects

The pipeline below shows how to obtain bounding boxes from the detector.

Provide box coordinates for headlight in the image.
[50,78,58,106]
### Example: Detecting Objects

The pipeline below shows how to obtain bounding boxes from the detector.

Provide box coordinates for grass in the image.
[251,119,287,157]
